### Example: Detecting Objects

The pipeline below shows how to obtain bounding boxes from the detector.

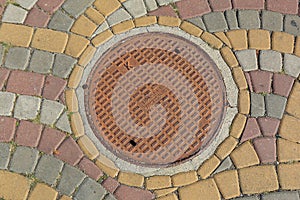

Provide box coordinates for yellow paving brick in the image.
[272,31,295,53]
[91,29,114,47]
[78,135,99,160]
[65,34,89,58]
[220,46,239,68]
[248,29,271,50]
[146,176,172,190]
[197,155,220,179]
[180,21,203,37]
[232,67,248,90]
[85,7,105,25]
[71,15,97,37]
[172,171,198,187]
[238,90,250,115]
[68,65,84,89]
[226,30,248,50]
[279,114,300,143]
[214,170,240,199]
[201,32,223,49]
[230,114,247,139]
[286,81,300,119]
[294,36,300,57]
[96,154,119,177]
[178,179,220,200]
[214,32,232,48]
[0,170,30,200]
[277,138,300,162]
[230,141,259,169]
[239,165,278,195]
[118,172,144,187]
[112,20,135,34]
[60,196,72,200]
[70,112,84,138]
[0,23,34,47]
[65,89,78,112]
[154,188,178,197]
[278,162,300,190]
[28,183,58,200]
[78,45,96,67]
[158,16,181,27]
[94,0,121,16]
[135,16,157,27]
[157,193,178,200]
[32,29,68,53]
[215,136,238,160]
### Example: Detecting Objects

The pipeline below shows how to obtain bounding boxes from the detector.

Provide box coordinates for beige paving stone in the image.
[286,81,300,119]
[180,21,203,37]
[230,141,259,169]
[220,46,239,68]
[272,32,295,53]
[78,45,96,67]
[201,32,223,49]
[112,20,135,34]
[248,29,271,50]
[230,114,247,139]
[279,114,300,142]
[146,176,172,190]
[71,15,97,37]
[157,193,178,200]
[226,30,248,50]
[77,135,99,160]
[232,67,248,90]
[94,0,121,16]
[197,155,220,179]
[32,29,68,53]
[277,138,300,162]
[65,34,89,58]
[65,89,78,112]
[154,188,178,198]
[214,32,232,48]
[91,29,114,47]
[28,183,58,200]
[215,136,238,160]
[85,7,105,25]
[278,162,300,190]
[158,16,181,27]
[68,65,84,89]
[239,165,278,195]
[0,23,34,47]
[172,171,198,187]
[135,16,157,27]
[60,196,72,200]
[238,90,250,115]
[178,179,220,200]
[70,112,85,138]
[294,36,300,57]
[214,170,240,199]
[95,154,119,177]
[118,171,144,187]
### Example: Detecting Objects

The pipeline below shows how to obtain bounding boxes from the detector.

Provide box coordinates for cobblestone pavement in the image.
[0,0,299,199]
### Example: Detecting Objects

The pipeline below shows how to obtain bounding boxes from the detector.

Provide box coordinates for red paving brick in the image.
[257,117,280,137]
[232,0,265,9]
[37,0,64,13]
[266,0,298,14]
[0,68,10,90]
[249,70,273,93]
[241,118,262,143]
[6,70,45,96]
[78,157,104,180]
[25,7,50,27]
[149,5,177,17]
[273,73,295,97]
[15,121,42,147]
[209,0,232,11]
[253,137,276,163]
[42,75,67,101]
[0,117,16,142]
[102,177,120,194]
[114,185,155,200]
[244,72,253,92]
[38,127,66,154]
[176,0,211,19]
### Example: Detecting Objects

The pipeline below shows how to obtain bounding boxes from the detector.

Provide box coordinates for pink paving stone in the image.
[266,0,298,14]
[0,117,16,142]
[257,117,280,137]
[25,7,50,27]
[240,118,262,143]
[209,0,232,11]
[176,0,211,19]
[55,137,84,166]
[232,0,265,9]
[78,157,104,180]
[37,0,64,13]
[114,185,155,200]
[253,137,276,163]
[0,0,6,17]
[102,177,120,194]
[244,72,253,92]
[0,68,10,90]
[42,75,67,101]
[15,121,42,147]
[38,127,65,154]
[273,73,295,97]
[148,5,177,17]
[249,70,273,93]
[6,70,45,96]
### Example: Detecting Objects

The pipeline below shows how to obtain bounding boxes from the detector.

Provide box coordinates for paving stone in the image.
[40,100,64,125]
[241,118,262,143]
[172,171,198,187]
[239,90,250,115]
[259,50,282,72]
[55,137,83,166]
[244,72,253,92]
[277,138,300,162]
[284,15,300,35]
[262,191,300,200]
[257,117,280,137]
[278,162,300,189]
[10,146,39,174]
[262,11,283,32]
[250,93,265,117]
[28,183,58,200]
[94,0,121,16]
[37,0,64,13]
[29,50,54,74]
[187,16,206,30]
[215,136,238,159]
[235,50,258,71]
[0,67,9,90]
[146,176,172,189]
[38,127,66,154]
[14,95,41,120]
[75,178,106,200]
[149,5,177,17]
[232,0,264,9]
[266,0,299,15]
[71,15,98,37]
[0,143,11,169]
[123,0,147,18]
[249,70,273,93]
[144,0,158,11]
[15,121,42,147]
[253,137,276,163]
[280,114,300,143]
[15,0,38,9]
[272,32,295,53]
[102,177,120,194]
[78,157,103,180]
[104,194,117,200]
[114,185,155,200]
[286,81,300,119]
[53,54,76,78]
[2,4,27,23]
[201,32,223,49]
[65,34,89,58]
[213,157,233,174]
[176,0,211,19]
[284,54,300,78]
[111,20,135,34]
[55,111,71,133]
[225,10,238,30]
[238,10,260,29]
[43,75,67,101]
[0,117,16,142]
[57,165,86,196]
[77,135,99,160]
[209,0,231,11]
[203,12,227,32]
[85,7,105,25]
[107,8,132,26]
[35,154,64,185]
[265,94,287,119]
[273,73,295,97]
[0,92,15,116]
[231,141,260,168]
[48,10,74,32]
[62,0,94,17]
[25,7,50,27]
[5,47,30,70]
[214,170,240,199]
[197,155,220,178]
[248,29,270,50]
[0,23,34,47]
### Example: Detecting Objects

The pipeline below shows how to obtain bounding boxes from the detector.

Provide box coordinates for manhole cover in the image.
[85,32,226,167]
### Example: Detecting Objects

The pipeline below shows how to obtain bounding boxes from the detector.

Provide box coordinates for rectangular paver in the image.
[0,143,11,169]
[0,92,16,116]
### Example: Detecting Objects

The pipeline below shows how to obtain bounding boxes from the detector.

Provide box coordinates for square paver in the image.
[14,95,41,120]
[235,50,258,71]
[5,47,30,70]
[10,146,39,174]
[25,7,50,27]
[259,50,282,72]
[123,0,147,18]
[266,94,287,119]
[62,0,94,18]
[238,10,260,29]
[203,12,228,32]
[52,54,77,78]
[29,50,54,74]
[48,10,75,32]
[0,143,11,169]
[40,100,64,125]
[75,178,107,200]
[0,92,16,116]
[15,121,42,147]
[262,11,283,32]
[2,4,27,23]
[283,54,300,78]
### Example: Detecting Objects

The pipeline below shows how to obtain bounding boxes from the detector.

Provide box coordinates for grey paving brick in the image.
[144,0,158,11]
[29,50,54,74]
[235,50,258,71]
[40,100,64,125]
[55,111,71,133]
[266,94,287,119]
[225,10,238,30]
[104,194,117,200]
[57,165,86,196]
[2,4,27,23]
[5,47,30,70]
[52,54,76,78]
[213,157,233,174]
[48,10,75,32]
[35,154,64,185]
[0,92,16,116]
[262,11,283,32]
[107,8,132,26]
[238,10,260,29]
[284,15,300,36]
[284,54,300,78]
[262,191,300,200]
[251,93,265,117]
[260,50,282,72]
[75,178,107,200]
[234,196,260,200]
[123,0,147,18]
[10,146,39,174]
[62,0,94,18]
[187,16,206,31]
[203,12,228,32]
[0,143,11,169]
[15,0,38,9]
[156,0,180,6]
[14,95,41,120]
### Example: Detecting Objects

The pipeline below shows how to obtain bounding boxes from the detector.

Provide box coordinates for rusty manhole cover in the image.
[85,32,226,167]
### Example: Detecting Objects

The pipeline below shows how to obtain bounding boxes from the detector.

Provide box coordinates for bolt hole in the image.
[129,140,137,146]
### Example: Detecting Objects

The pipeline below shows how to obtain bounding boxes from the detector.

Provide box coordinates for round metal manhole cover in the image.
[85,32,226,167]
